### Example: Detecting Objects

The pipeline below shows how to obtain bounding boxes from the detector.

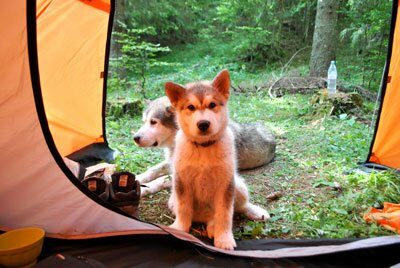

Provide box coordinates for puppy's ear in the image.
[212,69,230,100]
[165,82,186,107]
[164,105,175,117]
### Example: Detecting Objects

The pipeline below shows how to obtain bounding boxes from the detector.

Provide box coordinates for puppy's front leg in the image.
[169,175,193,233]
[136,161,170,184]
[141,175,171,197]
[213,179,236,250]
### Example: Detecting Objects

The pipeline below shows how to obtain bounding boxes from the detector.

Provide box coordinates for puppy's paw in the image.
[206,221,214,239]
[169,221,189,233]
[140,183,150,196]
[135,173,147,184]
[214,232,236,251]
[245,203,270,221]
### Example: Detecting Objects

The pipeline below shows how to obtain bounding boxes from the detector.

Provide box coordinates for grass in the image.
[106,38,398,240]
[106,91,398,239]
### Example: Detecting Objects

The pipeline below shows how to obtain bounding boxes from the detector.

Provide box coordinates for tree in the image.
[309,0,339,77]
[111,23,171,98]
[339,0,391,89]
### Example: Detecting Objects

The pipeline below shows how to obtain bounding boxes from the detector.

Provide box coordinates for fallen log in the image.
[232,76,378,102]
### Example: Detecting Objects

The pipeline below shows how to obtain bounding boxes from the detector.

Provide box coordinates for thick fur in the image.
[165,70,269,250]
[133,98,276,196]
[132,97,176,196]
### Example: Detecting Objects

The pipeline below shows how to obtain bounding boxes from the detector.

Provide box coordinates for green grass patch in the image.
[106,91,398,239]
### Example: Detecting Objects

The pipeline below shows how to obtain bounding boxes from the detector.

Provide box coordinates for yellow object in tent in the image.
[0,227,45,267]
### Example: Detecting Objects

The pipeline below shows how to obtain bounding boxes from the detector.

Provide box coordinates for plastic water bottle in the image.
[327,61,337,95]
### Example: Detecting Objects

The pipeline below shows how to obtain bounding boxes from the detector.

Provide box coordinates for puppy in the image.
[165,70,269,250]
[133,98,276,196]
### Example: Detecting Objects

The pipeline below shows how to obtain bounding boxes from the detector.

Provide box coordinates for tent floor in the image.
[37,234,400,267]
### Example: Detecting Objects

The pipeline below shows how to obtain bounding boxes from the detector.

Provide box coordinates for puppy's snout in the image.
[197,120,210,131]
[133,135,141,144]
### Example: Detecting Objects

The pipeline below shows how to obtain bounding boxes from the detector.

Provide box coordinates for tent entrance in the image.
[36,0,113,158]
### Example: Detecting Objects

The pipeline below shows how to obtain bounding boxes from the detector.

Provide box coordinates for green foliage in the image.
[348,171,400,206]
[122,0,210,45]
[197,0,304,68]
[114,0,318,73]
[228,26,283,67]
[239,221,265,238]
[107,99,144,119]
[110,22,172,98]
[338,0,392,90]
[271,170,400,238]
[110,0,391,95]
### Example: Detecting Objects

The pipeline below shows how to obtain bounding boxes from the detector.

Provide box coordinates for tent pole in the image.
[369,62,386,134]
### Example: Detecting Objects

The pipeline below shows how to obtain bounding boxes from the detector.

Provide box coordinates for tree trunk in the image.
[309,0,339,77]
[115,0,126,26]
[111,0,126,55]
[111,0,127,78]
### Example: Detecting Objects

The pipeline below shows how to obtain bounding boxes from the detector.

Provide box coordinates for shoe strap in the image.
[118,174,129,187]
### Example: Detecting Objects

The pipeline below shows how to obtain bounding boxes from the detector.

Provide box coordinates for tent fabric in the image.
[364,203,400,234]
[0,0,161,239]
[37,0,110,156]
[37,235,400,267]
[166,227,400,258]
[0,0,400,261]
[367,0,400,169]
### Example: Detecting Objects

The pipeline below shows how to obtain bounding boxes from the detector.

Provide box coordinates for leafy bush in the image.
[122,0,210,45]
[338,0,392,90]
[110,22,172,98]
[229,26,284,67]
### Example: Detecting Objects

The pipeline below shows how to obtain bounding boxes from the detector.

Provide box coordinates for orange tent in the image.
[0,0,161,239]
[0,0,399,263]
[36,0,112,156]
[366,0,400,170]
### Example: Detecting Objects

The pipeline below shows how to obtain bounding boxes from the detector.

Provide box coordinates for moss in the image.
[107,99,144,118]
[310,89,364,117]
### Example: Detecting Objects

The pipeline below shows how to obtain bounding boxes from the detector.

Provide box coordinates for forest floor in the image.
[106,42,399,240]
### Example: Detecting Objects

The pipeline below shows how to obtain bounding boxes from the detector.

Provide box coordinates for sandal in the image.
[81,174,110,201]
[109,171,140,218]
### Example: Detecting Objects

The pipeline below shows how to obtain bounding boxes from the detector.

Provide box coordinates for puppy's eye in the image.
[209,102,216,109]
[188,105,195,111]
[150,119,157,125]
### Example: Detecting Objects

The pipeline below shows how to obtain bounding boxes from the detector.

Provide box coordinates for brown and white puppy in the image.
[133,97,276,196]
[165,70,269,250]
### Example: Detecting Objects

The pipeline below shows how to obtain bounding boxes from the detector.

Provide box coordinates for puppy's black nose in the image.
[133,136,141,143]
[197,120,210,131]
